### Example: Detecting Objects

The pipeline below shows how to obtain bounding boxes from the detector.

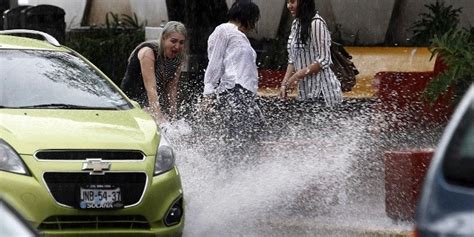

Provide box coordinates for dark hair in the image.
[296,0,316,44]
[227,0,260,30]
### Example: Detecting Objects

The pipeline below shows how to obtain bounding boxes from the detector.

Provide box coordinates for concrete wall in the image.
[389,0,474,44]
[87,0,131,26]
[16,0,474,45]
[325,0,473,45]
[330,0,396,44]
[129,0,167,27]
[225,0,287,39]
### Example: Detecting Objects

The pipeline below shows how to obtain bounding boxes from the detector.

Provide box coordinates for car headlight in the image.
[154,136,175,176]
[0,140,29,175]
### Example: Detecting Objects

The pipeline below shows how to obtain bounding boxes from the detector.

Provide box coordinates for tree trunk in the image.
[384,0,407,45]
[1,0,11,29]
[166,0,185,22]
[176,0,229,118]
[184,0,228,55]
[81,0,92,26]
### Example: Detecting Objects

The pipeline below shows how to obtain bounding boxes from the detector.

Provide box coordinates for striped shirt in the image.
[287,13,342,106]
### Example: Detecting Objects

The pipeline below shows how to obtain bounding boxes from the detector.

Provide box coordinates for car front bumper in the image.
[0,162,184,237]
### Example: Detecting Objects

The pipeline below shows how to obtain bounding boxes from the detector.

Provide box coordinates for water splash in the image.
[167,98,442,236]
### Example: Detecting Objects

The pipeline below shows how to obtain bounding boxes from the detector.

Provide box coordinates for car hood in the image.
[0,109,159,155]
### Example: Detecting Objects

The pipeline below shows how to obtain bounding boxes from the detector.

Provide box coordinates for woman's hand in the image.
[279,84,289,100]
[143,105,168,125]
[280,64,296,100]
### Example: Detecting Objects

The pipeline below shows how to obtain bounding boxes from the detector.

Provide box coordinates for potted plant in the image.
[408,0,473,108]
[423,27,474,106]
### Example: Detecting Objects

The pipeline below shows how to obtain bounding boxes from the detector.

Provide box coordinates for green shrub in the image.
[424,27,474,104]
[65,12,145,86]
[409,0,462,46]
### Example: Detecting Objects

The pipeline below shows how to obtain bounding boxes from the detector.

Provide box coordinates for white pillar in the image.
[129,0,168,27]
[331,0,395,44]
[226,0,286,39]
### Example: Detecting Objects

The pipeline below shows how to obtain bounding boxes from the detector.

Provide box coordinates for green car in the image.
[0,30,184,236]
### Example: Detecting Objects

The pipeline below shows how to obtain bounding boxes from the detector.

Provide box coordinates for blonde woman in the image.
[121,21,187,125]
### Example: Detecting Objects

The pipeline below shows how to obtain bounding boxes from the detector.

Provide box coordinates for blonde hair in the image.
[128,21,187,62]
[160,21,187,59]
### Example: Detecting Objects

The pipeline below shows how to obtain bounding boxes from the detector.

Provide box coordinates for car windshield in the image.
[443,103,474,186]
[0,50,130,110]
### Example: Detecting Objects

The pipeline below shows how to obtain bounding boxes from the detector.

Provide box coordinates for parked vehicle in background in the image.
[0,198,38,236]
[414,84,474,236]
[0,30,184,236]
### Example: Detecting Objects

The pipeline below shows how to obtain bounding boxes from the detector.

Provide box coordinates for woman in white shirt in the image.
[279,0,342,107]
[202,0,264,156]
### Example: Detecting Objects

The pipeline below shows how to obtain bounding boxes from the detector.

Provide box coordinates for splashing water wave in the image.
[164,98,441,236]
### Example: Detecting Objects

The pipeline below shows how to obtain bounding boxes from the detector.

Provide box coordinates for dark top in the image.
[121,42,182,111]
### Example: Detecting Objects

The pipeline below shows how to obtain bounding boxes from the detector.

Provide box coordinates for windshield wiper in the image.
[17,103,117,110]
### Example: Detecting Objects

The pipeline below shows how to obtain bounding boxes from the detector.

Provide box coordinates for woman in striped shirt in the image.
[279,0,343,107]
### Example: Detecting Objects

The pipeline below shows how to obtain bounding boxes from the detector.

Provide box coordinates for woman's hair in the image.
[128,21,187,62]
[227,0,260,30]
[160,21,187,58]
[296,0,316,43]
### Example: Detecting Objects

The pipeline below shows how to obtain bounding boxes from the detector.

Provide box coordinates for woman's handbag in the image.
[330,41,359,92]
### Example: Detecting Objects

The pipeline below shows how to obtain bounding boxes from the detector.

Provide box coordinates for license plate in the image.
[79,184,123,209]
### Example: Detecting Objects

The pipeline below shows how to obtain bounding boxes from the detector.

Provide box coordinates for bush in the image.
[424,27,474,104]
[409,0,462,46]
[410,1,472,107]
[65,12,145,86]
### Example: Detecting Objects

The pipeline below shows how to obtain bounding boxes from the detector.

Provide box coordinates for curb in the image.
[266,219,412,237]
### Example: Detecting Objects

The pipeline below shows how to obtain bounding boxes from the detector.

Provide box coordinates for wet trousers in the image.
[196,84,266,165]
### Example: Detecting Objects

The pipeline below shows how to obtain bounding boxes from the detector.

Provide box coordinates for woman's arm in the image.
[309,18,331,71]
[138,47,167,124]
[166,63,182,120]
[279,63,295,99]
[282,19,330,88]
[203,26,227,96]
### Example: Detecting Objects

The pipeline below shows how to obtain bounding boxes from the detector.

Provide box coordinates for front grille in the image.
[38,215,150,230]
[43,172,147,208]
[36,150,144,160]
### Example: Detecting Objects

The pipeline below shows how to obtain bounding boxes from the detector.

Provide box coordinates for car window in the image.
[0,49,131,109]
[443,103,474,186]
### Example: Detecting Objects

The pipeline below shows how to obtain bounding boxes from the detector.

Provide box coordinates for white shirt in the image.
[203,23,259,95]
[288,14,342,106]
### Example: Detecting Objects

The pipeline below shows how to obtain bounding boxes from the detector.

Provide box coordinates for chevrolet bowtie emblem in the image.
[82,159,111,175]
